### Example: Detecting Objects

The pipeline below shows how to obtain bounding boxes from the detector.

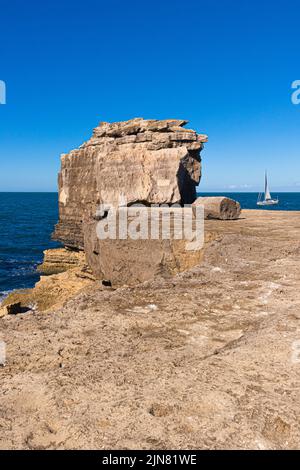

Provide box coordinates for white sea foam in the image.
[0,290,13,302]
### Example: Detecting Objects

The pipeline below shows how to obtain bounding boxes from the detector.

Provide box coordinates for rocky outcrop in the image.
[37,248,87,275]
[53,118,207,249]
[193,196,241,220]
[2,256,96,314]
[84,207,214,287]
[0,118,209,316]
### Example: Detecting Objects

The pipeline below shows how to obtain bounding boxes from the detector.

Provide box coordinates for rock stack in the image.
[0,118,245,316]
[53,118,208,249]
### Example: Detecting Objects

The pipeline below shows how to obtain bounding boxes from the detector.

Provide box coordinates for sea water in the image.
[0,193,60,299]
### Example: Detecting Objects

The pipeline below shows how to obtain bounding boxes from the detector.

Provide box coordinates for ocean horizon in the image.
[1,191,300,297]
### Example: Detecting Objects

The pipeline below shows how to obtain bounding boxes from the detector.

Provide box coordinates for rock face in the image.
[1,270,96,314]
[53,118,207,249]
[2,254,96,314]
[37,248,87,275]
[193,196,241,220]
[0,118,208,315]
[84,207,211,287]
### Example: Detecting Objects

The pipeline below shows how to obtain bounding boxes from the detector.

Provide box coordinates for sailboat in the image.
[257,171,279,206]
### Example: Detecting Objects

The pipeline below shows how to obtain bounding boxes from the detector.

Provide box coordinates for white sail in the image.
[257,171,278,206]
[264,171,271,201]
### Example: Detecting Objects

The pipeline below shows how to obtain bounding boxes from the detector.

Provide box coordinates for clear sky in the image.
[0,0,300,192]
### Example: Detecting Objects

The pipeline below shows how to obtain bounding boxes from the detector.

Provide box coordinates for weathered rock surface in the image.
[1,118,208,316]
[53,118,207,249]
[37,248,87,275]
[0,302,22,319]
[84,207,211,286]
[193,196,241,220]
[0,258,95,317]
[2,210,300,450]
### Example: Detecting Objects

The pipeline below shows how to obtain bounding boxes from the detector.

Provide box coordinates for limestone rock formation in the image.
[1,256,96,314]
[83,207,212,287]
[37,248,87,275]
[53,118,207,249]
[193,196,241,220]
[0,117,209,316]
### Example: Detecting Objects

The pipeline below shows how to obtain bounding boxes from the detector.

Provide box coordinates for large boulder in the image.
[193,196,241,220]
[83,207,207,287]
[53,118,207,249]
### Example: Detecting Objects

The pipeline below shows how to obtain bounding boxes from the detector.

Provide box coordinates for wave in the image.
[0,290,13,302]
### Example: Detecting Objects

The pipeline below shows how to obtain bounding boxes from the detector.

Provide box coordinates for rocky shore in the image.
[1,119,299,449]
[1,210,300,449]
[2,118,212,313]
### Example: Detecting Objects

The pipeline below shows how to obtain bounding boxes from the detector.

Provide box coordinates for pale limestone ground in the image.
[1,210,300,450]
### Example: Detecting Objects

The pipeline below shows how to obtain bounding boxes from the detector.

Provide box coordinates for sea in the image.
[0,191,299,298]
[0,193,60,301]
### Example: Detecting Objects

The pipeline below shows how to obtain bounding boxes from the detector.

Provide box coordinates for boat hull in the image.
[257,199,279,206]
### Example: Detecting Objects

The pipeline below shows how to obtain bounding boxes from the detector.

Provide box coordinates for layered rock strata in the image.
[53,118,208,249]
[1,249,96,315]
[1,118,210,314]
[37,248,87,275]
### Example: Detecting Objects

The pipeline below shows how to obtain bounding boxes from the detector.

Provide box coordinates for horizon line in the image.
[1,190,300,194]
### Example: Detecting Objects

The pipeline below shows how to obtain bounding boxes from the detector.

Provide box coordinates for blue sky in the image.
[0,0,300,192]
